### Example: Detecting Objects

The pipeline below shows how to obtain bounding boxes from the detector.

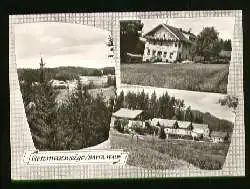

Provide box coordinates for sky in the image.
[142,17,235,40]
[15,22,114,69]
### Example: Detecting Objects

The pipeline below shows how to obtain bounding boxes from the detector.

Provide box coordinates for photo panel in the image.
[15,22,116,151]
[119,17,234,94]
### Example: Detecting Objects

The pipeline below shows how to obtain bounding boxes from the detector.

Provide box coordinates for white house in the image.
[192,123,210,138]
[142,23,196,63]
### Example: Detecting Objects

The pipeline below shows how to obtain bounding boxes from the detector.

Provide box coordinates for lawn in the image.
[121,63,229,94]
[110,129,230,170]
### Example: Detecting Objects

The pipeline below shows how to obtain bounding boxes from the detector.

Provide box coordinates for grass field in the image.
[121,63,229,94]
[110,129,230,170]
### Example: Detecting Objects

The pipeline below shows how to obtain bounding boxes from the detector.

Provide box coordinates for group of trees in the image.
[20,77,114,150]
[120,20,145,63]
[114,90,234,133]
[194,27,232,61]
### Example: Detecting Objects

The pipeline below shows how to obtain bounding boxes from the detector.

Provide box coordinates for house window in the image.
[175,43,177,47]
[147,49,150,55]
[170,52,173,59]
[157,51,162,57]
[163,52,167,58]
[178,54,182,60]
[152,50,156,56]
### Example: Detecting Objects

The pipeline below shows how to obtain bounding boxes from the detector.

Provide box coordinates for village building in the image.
[51,79,68,89]
[219,50,231,59]
[210,131,228,143]
[111,108,145,128]
[142,23,196,63]
[192,123,210,138]
[150,118,209,139]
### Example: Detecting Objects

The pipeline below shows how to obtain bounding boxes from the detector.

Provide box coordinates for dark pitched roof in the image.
[143,23,196,43]
[162,24,189,42]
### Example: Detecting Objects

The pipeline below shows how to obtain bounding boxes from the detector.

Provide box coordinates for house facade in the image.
[142,24,196,63]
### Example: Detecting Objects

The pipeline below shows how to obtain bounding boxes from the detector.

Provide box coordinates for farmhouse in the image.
[142,23,196,63]
[210,131,228,143]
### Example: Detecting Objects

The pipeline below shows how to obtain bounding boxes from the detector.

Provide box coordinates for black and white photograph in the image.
[120,18,234,94]
[113,17,239,170]
[9,11,244,180]
[15,22,116,151]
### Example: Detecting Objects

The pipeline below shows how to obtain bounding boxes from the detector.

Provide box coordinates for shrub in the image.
[53,85,68,90]
[158,126,166,140]
[218,95,238,110]
[107,76,116,87]
[132,123,145,135]
[114,119,124,133]
[102,67,115,75]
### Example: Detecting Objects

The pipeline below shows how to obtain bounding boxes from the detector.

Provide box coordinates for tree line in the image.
[17,66,116,83]
[114,90,234,133]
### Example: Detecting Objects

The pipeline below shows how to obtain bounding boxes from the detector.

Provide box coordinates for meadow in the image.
[121,63,229,94]
[110,129,230,170]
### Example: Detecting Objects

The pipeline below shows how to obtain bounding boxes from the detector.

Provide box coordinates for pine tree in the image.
[149,91,157,118]
[26,79,58,150]
[114,90,124,111]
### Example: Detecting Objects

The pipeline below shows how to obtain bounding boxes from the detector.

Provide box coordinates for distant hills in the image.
[17,66,115,83]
